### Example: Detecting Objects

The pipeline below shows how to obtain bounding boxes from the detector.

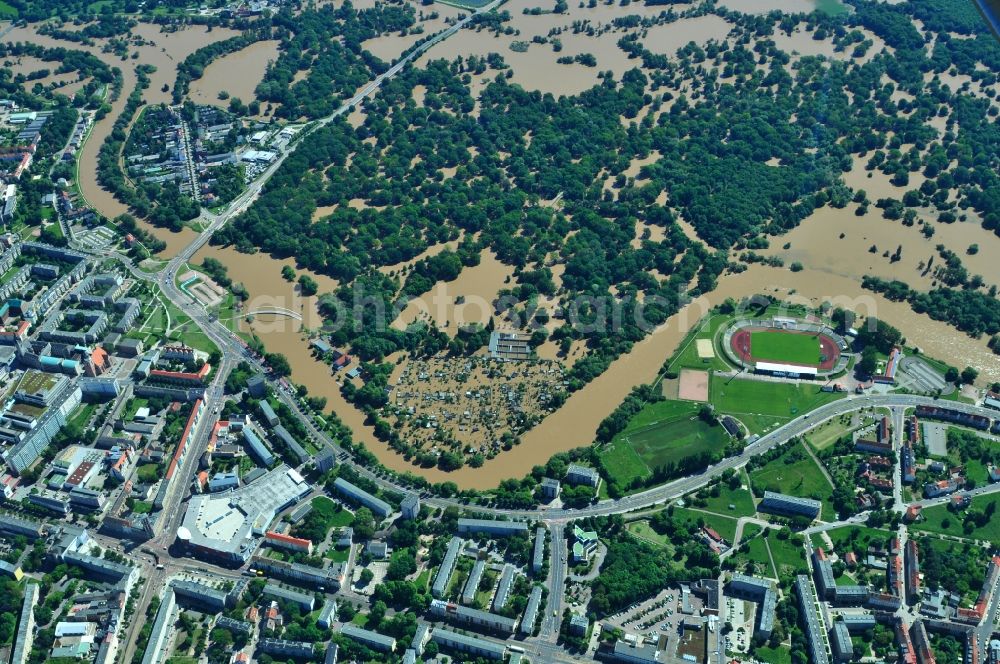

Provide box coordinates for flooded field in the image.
[188,39,281,106]
[763,205,1000,292]
[384,354,566,458]
[718,0,827,13]
[362,6,463,63]
[414,0,721,96]
[640,15,732,55]
[130,23,242,106]
[392,251,515,335]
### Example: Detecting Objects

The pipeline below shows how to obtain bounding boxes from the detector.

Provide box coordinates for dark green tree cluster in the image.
[863,276,1000,339]
[252,3,416,120]
[589,518,715,617]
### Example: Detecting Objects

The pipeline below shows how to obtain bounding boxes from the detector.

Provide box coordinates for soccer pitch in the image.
[599,401,729,486]
[750,330,821,365]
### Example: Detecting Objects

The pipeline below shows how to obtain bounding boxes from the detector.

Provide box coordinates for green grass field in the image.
[767,535,808,574]
[599,400,730,487]
[696,478,757,519]
[750,443,836,519]
[626,520,671,548]
[912,494,1000,546]
[740,523,763,544]
[811,525,892,554]
[673,507,739,542]
[750,330,821,365]
[754,646,792,664]
[710,376,844,434]
[668,313,734,373]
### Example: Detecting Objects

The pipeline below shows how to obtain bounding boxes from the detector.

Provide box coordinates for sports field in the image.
[750,330,821,365]
[710,376,844,433]
[599,400,729,487]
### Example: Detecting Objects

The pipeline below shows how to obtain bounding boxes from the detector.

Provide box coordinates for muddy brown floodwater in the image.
[187,39,281,106]
[2,22,239,251]
[201,234,1000,489]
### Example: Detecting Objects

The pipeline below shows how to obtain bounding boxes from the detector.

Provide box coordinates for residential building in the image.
[265,530,314,555]
[830,621,853,664]
[540,477,561,500]
[429,599,518,634]
[520,585,543,636]
[795,575,830,664]
[332,477,392,518]
[431,628,506,660]
[318,600,337,630]
[565,463,601,488]
[463,559,486,605]
[727,574,777,639]
[432,536,463,598]
[242,427,275,467]
[139,589,176,664]
[263,583,315,611]
[532,527,546,574]
[340,625,396,652]
[315,449,336,473]
[569,614,589,636]
[759,491,822,519]
[492,564,516,612]
[258,639,314,658]
[457,518,528,537]
[251,556,344,592]
[10,583,38,664]
[401,493,420,520]
[259,400,279,427]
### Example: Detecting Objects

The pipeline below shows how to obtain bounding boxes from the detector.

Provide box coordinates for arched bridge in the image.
[243,307,303,321]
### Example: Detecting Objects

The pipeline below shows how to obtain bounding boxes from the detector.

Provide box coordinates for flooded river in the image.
[200,235,1000,488]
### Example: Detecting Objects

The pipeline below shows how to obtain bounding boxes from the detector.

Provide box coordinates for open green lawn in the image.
[740,523,763,544]
[325,547,350,563]
[767,535,808,574]
[668,313,734,373]
[754,646,792,664]
[812,525,892,554]
[750,444,836,520]
[0,1,18,17]
[912,493,1000,546]
[734,534,774,577]
[599,400,730,487]
[711,376,844,434]
[692,472,757,518]
[698,487,757,519]
[750,330,822,365]
[626,520,670,548]
[806,415,857,451]
[673,507,739,542]
[131,500,153,514]
[135,463,162,484]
